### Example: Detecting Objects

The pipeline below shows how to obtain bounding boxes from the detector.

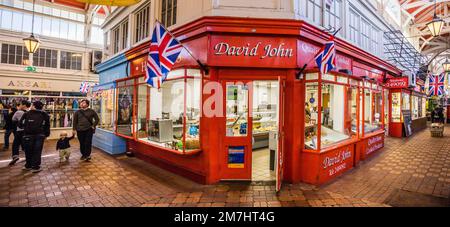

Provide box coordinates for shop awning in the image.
[92,81,116,92]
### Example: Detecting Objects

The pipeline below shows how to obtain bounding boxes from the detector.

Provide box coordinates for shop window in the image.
[161,0,177,28]
[348,87,358,135]
[421,97,426,118]
[305,83,319,149]
[391,92,401,123]
[226,83,249,137]
[363,89,382,133]
[384,89,389,128]
[402,92,410,111]
[31,96,85,128]
[412,95,419,119]
[137,69,201,152]
[117,79,135,137]
[92,89,114,131]
[321,83,351,147]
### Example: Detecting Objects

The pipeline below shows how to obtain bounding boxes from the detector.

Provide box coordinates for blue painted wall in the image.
[92,53,130,155]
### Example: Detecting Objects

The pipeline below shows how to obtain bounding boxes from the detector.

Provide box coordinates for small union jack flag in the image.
[80,81,90,94]
[145,21,183,89]
[315,37,336,75]
[428,73,445,96]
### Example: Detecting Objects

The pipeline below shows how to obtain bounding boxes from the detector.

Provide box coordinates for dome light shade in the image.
[23,34,40,54]
[443,58,450,72]
[427,15,444,37]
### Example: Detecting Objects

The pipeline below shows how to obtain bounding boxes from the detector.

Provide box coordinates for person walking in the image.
[3,105,17,151]
[73,99,99,161]
[9,100,31,166]
[19,101,50,173]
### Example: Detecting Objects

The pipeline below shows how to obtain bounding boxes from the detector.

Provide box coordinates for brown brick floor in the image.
[0,126,449,207]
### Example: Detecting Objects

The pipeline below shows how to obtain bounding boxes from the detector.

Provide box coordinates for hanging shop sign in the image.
[319,144,354,182]
[210,35,297,68]
[385,77,409,89]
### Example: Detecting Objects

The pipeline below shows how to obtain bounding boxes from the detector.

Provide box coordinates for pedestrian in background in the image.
[3,105,16,151]
[73,99,99,162]
[9,100,31,166]
[19,101,50,173]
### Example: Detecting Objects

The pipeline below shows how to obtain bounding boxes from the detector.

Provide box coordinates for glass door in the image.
[221,80,253,180]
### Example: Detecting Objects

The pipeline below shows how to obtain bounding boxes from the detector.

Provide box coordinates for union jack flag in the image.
[145,21,183,88]
[315,37,336,75]
[428,73,445,96]
[80,81,90,94]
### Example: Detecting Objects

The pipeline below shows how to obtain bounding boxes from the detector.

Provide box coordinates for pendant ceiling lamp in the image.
[443,58,450,72]
[76,0,141,6]
[23,0,40,54]
[426,0,445,37]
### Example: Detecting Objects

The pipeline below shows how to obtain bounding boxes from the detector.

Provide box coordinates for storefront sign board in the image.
[385,77,409,89]
[210,35,297,68]
[0,77,87,92]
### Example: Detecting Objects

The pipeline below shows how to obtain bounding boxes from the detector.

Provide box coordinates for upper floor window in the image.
[1,43,29,65]
[348,9,360,45]
[135,4,150,43]
[111,19,128,54]
[60,51,82,70]
[161,0,177,27]
[361,18,371,51]
[305,0,322,25]
[33,48,58,68]
[325,0,342,36]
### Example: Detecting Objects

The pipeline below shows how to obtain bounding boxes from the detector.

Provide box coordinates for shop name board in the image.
[366,136,383,156]
[385,77,408,88]
[213,42,294,59]
[6,80,51,89]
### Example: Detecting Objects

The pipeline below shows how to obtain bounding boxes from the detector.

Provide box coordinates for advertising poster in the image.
[228,146,245,168]
[118,87,133,125]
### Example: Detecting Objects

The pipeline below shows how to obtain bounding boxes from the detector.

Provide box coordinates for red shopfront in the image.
[385,77,427,138]
[109,17,400,188]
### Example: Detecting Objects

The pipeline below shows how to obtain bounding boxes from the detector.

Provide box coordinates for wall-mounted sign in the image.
[385,77,409,89]
[335,54,352,71]
[210,35,296,68]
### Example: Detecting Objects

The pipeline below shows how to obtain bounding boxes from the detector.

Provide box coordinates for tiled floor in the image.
[252,148,275,181]
[0,125,449,207]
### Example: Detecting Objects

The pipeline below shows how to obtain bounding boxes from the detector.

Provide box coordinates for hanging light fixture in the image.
[443,57,450,72]
[23,0,40,54]
[427,0,445,37]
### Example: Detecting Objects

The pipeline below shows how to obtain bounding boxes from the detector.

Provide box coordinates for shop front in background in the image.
[0,76,90,141]
[386,77,427,138]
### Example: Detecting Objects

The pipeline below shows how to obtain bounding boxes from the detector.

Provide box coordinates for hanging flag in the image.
[315,37,336,75]
[145,21,183,89]
[80,81,90,94]
[428,73,445,96]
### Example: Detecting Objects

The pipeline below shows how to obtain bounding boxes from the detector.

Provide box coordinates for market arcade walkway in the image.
[0,126,449,207]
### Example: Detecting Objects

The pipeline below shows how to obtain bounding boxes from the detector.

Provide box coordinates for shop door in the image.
[221,80,253,180]
[276,77,285,192]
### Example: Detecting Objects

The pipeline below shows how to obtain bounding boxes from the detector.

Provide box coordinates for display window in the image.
[384,89,389,129]
[363,88,382,134]
[1,90,87,129]
[304,72,358,151]
[391,92,401,122]
[92,89,115,131]
[421,97,426,118]
[226,83,249,137]
[412,95,419,119]
[116,78,135,138]
[136,69,202,153]
[402,92,410,111]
